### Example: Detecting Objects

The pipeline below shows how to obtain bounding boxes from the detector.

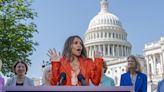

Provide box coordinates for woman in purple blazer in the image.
[120,55,147,92]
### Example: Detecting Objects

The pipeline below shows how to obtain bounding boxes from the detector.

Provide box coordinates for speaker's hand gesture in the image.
[47,48,61,62]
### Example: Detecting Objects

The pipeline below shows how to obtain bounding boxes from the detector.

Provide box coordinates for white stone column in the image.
[124,46,126,56]
[103,32,105,39]
[145,56,150,81]
[108,44,110,56]
[87,47,89,57]
[160,53,164,74]
[103,44,105,56]
[162,52,164,66]
[147,55,153,92]
[90,46,92,58]
[112,45,115,56]
[161,52,164,77]
[86,47,89,56]
[152,55,156,74]
[127,48,129,56]
[123,46,125,56]
[150,55,154,74]
[92,46,94,58]
[94,45,96,56]
[107,32,109,39]
[116,45,119,57]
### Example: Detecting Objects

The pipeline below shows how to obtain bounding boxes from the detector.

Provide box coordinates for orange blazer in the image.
[50,57,103,86]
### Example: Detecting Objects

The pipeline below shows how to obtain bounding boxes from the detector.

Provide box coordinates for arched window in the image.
[101,32,103,38]
[101,45,103,56]
[109,33,111,38]
[105,32,107,38]
[105,45,108,56]
[110,46,112,55]
[116,33,118,38]
[97,33,99,38]
[113,33,115,38]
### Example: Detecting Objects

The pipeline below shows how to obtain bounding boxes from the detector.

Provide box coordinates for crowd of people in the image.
[0,35,164,92]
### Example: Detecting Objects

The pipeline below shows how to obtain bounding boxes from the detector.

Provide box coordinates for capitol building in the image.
[84,0,146,85]
[84,0,163,92]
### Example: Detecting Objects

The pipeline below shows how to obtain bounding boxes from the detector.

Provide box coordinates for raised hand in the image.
[47,48,61,62]
[94,50,102,58]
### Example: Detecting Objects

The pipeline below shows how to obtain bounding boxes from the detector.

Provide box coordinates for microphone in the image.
[77,73,87,86]
[57,72,66,86]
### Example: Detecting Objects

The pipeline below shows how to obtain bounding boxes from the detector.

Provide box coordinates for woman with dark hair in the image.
[120,55,147,92]
[48,35,103,86]
[6,60,34,86]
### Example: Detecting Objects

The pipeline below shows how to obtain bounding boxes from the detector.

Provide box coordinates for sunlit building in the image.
[144,36,164,92]
[84,0,147,86]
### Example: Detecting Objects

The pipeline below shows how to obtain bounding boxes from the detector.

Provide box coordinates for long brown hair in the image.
[62,35,87,61]
[126,55,141,72]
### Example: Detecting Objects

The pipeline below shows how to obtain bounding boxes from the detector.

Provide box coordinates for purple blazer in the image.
[0,76,4,89]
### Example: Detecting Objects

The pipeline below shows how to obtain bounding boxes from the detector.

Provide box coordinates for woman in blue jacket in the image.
[120,55,147,92]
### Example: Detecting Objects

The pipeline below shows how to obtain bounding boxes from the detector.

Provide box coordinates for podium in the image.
[3,86,134,92]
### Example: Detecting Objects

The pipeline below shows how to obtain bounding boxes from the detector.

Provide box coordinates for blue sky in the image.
[27,0,164,78]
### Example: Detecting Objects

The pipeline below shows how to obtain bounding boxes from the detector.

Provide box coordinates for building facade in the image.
[84,0,147,86]
[144,36,164,92]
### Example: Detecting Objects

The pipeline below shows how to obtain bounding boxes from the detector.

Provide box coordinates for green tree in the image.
[0,0,38,76]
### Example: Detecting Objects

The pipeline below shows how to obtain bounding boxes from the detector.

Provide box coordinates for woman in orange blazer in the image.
[48,35,103,86]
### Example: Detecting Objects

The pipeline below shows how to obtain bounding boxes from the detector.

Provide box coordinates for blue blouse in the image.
[90,74,115,86]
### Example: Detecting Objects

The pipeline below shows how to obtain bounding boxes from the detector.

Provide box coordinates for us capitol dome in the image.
[84,0,132,60]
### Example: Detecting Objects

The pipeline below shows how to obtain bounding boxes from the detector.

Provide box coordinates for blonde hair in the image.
[42,65,52,85]
[126,55,142,72]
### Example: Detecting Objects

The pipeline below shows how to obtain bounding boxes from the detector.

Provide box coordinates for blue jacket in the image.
[120,71,147,92]
[157,79,164,92]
